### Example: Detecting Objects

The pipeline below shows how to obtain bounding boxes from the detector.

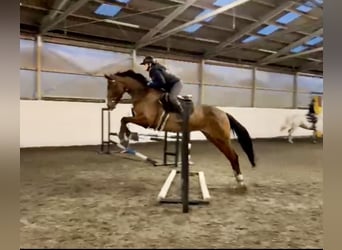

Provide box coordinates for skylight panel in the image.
[306,36,323,46]
[257,25,280,36]
[95,4,122,17]
[183,24,203,33]
[291,45,308,53]
[296,1,315,13]
[197,9,215,22]
[276,12,301,25]
[242,35,258,43]
[213,0,237,7]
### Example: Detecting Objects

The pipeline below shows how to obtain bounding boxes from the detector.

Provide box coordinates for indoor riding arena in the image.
[20,0,323,249]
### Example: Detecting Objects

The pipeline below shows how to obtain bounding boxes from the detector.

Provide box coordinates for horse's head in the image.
[104,74,127,110]
[104,70,149,110]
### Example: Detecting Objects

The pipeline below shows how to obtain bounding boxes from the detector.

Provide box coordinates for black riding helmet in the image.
[140,55,156,65]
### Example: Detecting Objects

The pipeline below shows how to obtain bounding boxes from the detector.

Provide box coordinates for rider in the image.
[307,98,317,130]
[140,55,184,115]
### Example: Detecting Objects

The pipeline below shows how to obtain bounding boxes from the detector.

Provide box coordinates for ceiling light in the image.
[258,48,277,54]
[194,37,220,43]
[103,19,140,29]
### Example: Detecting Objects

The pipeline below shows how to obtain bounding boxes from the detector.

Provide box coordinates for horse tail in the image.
[226,113,256,167]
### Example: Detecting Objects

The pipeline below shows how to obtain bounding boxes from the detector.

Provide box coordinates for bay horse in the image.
[104,69,256,189]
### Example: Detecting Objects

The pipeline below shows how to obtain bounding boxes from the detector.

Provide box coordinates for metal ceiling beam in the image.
[169,0,318,23]
[41,0,70,24]
[253,0,320,20]
[222,19,322,53]
[299,60,322,71]
[21,3,230,46]
[295,0,323,10]
[257,27,323,65]
[265,46,323,64]
[24,2,304,48]
[112,0,312,38]
[136,0,251,48]
[135,0,198,49]
[40,0,90,34]
[203,1,295,59]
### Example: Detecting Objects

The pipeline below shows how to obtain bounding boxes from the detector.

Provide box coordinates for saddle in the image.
[156,93,194,131]
[159,93,194,114]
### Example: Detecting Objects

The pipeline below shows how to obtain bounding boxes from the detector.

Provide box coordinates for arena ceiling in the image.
[20,0,323,75]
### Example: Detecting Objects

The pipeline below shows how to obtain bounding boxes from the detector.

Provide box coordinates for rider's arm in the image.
[148,68,166,88]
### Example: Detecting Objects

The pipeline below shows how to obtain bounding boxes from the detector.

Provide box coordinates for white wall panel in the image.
[165,59,200,84]
[41,72,106,99]
[42,42,131,75]
[20,70,36,99]
[203,85,252,107]
[203,64,252,88]
[20,100,320,148]
[256,70,294,91]
[297,75,323,93]
[180,83,200,105]
[20,39,35,69]
[255,90,293,108]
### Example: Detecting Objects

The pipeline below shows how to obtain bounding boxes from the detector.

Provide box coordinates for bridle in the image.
[107,78,129,107]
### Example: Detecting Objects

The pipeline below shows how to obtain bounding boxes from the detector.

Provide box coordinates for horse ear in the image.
[104,74,112,80]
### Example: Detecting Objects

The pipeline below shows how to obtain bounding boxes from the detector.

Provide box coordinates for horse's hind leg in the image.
[288,127,295,144]
[202,132,246,188]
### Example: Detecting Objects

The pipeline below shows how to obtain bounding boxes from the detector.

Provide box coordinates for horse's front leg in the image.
[118,116,148,147]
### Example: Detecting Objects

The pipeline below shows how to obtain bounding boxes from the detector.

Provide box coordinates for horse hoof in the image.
[120,140,129,148]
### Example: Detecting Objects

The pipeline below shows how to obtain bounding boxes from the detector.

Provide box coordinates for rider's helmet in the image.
[140,55,156,65]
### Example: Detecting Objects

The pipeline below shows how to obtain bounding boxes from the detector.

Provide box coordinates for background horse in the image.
[104,70,256,189]
[280,112,323,144]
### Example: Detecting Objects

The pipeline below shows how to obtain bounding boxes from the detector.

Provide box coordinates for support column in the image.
[199,59,205,105]
[35,35,42,100]
[132,49,137,71]
[251,67,256,107]
[293,72,298,108]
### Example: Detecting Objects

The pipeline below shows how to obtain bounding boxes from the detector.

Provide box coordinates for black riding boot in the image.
[173,99,184,115]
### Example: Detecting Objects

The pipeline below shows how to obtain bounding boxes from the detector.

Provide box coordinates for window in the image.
[291,45,308,53]
[95,4,122,17]
[296,1,315,13]
[276,12,301,24]
[197,9,215,22]
[306,36,323,46]
[213,0,237,7]
[257,25,280,36]
[183,24,203,33]
[242,35,259,43]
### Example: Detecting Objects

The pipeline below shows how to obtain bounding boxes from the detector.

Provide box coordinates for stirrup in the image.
[177,94,192,101]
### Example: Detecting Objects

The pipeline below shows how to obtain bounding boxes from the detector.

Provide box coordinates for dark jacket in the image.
[148,63,180,91]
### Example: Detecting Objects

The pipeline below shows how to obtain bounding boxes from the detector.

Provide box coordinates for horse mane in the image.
[114,70,149,86]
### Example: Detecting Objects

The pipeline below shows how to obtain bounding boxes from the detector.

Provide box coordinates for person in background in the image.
[307,98,317,130]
